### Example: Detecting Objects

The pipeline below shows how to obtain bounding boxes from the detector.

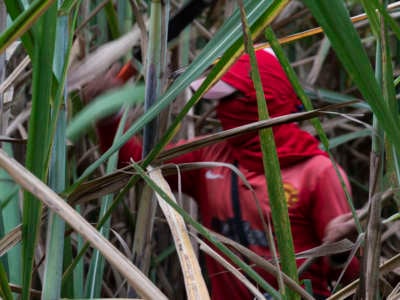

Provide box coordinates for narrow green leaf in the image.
[238,2,298,299]
[59,0,80,15]
[22,3,57,300]
[394,75,400,87]
[305,88,370,110]
[118,0,132,33]
[66,84,145,141]
[104,1,121,39]
[61,236,75,298]
[73,222,84,298]
[302,0,400,171]
[359,0,380,37]
[48,1,80,162]
[131,161,281,299]
[131,0,170,281]
[328,129,372,149]
[3,0,34,57]
[377,5,400,275]
[42,2,68,298]
[3,0,25,17]
[75,0,285,183]
[0,144,22,289]
[264,26,362,234]
[0,0,56,56]
[142,0,166,156]
[367,0,400,42]
[84,108,129,298]
[0,260,13,300]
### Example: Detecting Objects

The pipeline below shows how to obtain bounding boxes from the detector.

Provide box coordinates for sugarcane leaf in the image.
[66,84,145,141]
[302,0,400,158]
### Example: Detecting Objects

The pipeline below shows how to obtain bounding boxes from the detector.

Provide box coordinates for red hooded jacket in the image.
[96,49,359,299]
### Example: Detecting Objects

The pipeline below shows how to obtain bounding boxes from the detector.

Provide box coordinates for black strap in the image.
[231,162,249,247]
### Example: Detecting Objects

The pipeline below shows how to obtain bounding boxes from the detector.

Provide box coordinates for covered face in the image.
[191,48,325,170]
[190,48,302,129]
[216,48,302,130]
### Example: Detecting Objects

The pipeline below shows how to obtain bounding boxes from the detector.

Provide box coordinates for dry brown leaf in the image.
[0,225,21,256]
[67,23,146,92]
[0,149,167,300]
[149,167,210,300]
[69,102,359,204]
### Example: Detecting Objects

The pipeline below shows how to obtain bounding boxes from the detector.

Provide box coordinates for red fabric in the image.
[217,49,326,170]
[96,122,359,298]
[94,49,359,299]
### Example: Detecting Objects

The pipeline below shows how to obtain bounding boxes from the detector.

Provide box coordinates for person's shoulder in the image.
[298,154,338,176]
[303,155,350,183]
[303,154,332,167]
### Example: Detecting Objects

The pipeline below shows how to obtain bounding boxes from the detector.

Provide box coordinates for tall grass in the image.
[0,1,400,299]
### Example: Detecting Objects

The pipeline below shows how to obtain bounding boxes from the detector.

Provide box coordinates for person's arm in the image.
[95,114,202,197]
[80,63,143,166]
[312,164,353,241]
[311,163,360,283]
[82,64,204,198]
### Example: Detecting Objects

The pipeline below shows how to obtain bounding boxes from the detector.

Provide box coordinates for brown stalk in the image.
[149,167,210,299]
[68,101,359,204]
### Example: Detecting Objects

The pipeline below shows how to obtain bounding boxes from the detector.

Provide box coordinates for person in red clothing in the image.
[84,48,359,299]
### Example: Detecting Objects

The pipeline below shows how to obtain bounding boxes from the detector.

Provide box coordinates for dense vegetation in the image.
[1,0,400,299]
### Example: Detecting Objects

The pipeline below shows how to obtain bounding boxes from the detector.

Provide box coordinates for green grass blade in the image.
[131,0,169,279]
[84,108,129,298]
[302,0,400,156]
[0,143,22,290]
[66,84,145,141]
[142,0,167,155]
[328,129,372,149]
[305,87,370,109]
[42,2,68,298]
[22,3,57,300]
[130,161,281,299]
[379,12,397,119]
[372,6,398,179]
[264,26,362,234]
[104,0,121,39]
[0,260,13,300]
[0,0,56,56]
[74,0,285,183]
[366,0,400,42]
[61,236,74,298]
[58,0,80,15]
[359,0,380,37]
[83,199,110,298]
[73,224,84,298]
[117,0,130,33]
[3,0,34,57]
[3,0,25,17]
[238,2,298,299]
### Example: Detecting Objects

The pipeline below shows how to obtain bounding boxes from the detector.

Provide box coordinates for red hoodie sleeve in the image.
[95,116,202,198]
[312,164,352,241]
[311,163,359,284]
[96,116,142,165]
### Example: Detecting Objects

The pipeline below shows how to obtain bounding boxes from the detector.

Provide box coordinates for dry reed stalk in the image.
[149,167,210,300]
[0,148,167,300]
